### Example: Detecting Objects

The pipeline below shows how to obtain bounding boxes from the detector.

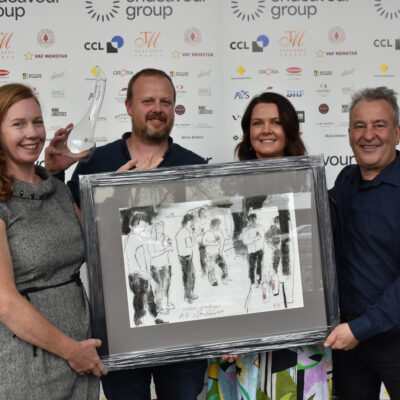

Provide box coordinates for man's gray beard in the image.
[134,125,172,144]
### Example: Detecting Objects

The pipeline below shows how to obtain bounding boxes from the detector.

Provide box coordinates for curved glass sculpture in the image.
[65,66,106,162]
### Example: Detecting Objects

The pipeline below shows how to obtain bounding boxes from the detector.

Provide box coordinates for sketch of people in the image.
[242,213,264,286]
[203,218,229,286]
[124,212,163,326]
[265,216,282,297]
[193,207,210,277]
[147,221,174,314]
[175,214,198,304]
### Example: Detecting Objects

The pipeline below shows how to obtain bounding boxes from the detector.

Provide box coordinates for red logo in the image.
[319,104,329,114]
[175,105,185,115]
[184,27,201,46]
[328,27,345,45]
[0,32,13,49]
[135,31,160,48]
[286,67,302,74]
[37,29,55,47]
[0,70,9,76]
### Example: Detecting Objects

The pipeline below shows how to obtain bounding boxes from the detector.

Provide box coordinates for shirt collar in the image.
[347,151,400,189]
[122,132,174,161]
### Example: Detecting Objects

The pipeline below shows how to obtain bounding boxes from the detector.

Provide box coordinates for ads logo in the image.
[280,30,306,56]
[231,0,265,22]
[85,0,120,22]
[373,0,400,19]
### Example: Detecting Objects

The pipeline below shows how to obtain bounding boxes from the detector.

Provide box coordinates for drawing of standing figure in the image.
[147,221,174,314]
[242,213,264,286]
[265,216,282,297]
[124,212,163,326]
[203,218,229,286]
[175,214,198,304]
[193,207,210,277]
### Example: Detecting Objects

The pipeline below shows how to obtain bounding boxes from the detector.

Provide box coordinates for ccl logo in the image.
[84,36,124,53]
[230,35,269,52]
[373,38,400,50]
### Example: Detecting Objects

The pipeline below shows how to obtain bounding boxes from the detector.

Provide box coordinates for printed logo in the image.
[231,0,265,22]
[107,35,124,53]
[85,0,121,22]
[37,29,55,47]
[198,87,211,96]
[234,90,250,100]
[51,107,67,117]
[314,70,333,76]
[84,35,124,53]
[297,111,305,123]
[22,73,42,79]
[184,27,201,46]
[175,105,186,115]
[170,71,189,77]
[286,89,304,98]
[134,31,161,57]
[0,69,9,77]
[258,67,278,75]
[341,68,355,77]
[0,32,14,59]
[198,69,211,78]
[279,30,306,56]
[198,106,213,115]
[252,34,269,52]
[319,104,329,114]
[328,27,345,45]
[373,0,400,19]
[236,65,246,75]
[51,71,66,80]
[113,69,134,77]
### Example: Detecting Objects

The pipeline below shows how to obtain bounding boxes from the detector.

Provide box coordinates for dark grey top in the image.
[0,166,98,399]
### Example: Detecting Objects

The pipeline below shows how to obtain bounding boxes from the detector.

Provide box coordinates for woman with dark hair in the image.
[207,92,331,400]
[0,83,106,399]
[235,91,306,160]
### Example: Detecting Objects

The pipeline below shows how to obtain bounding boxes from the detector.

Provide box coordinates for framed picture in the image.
[80,155,339,370]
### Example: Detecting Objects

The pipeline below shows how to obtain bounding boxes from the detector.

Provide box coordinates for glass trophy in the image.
[64,66,106,162]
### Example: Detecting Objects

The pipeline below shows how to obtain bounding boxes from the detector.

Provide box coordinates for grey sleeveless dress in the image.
[0,167,99,400]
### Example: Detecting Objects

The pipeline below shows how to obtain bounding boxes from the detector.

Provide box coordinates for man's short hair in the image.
[349,86,399,126]
[182,214,194,226]
[210,218,220,229]
[248,213,257,222]
[130,212,148,227]
[126,68,176,103]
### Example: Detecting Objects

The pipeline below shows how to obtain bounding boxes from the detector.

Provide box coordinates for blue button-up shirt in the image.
[330,152,400,341]
[59,132,207,206]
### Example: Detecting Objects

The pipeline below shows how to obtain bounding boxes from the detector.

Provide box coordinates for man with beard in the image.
[45,68,207,399]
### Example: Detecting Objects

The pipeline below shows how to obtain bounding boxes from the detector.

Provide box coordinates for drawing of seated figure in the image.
[203,218,229,286]
[147,221,174,314]
[193,207,210,278]
[175,214,198,304]
[124,212,164,326]
[242,213,265,286]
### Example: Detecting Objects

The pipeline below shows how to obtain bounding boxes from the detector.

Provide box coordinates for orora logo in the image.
[287,67,302,74]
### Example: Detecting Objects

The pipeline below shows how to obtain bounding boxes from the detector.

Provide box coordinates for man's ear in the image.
[396,125,400,146]
[125,99,132,116]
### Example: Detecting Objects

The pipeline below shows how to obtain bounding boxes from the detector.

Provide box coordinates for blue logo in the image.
[253,35,269,52]
[107,35,124,53]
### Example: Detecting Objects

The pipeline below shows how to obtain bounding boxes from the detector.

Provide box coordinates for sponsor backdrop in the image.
[1,0,398,398]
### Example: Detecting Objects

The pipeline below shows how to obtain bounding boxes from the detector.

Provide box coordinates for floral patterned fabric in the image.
[207,346,333,400]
